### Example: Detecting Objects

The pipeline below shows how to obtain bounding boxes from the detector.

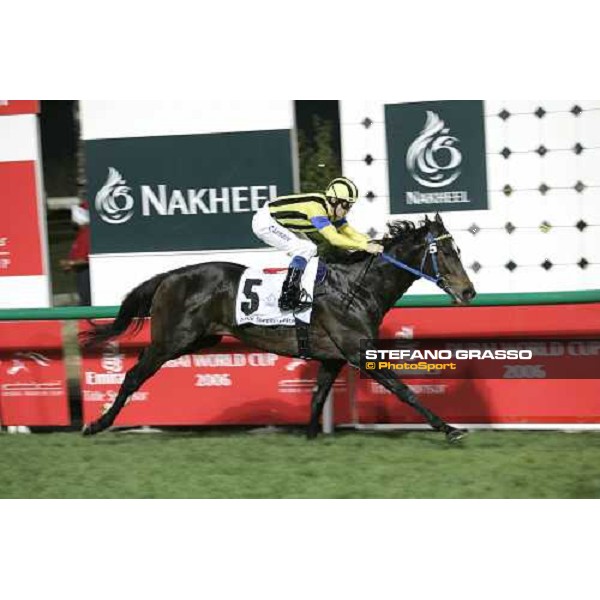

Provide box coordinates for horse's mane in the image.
[385,219,422,242]
[321,219,427,265]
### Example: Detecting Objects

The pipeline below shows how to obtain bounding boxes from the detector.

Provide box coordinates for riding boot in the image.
[279,267,303,311]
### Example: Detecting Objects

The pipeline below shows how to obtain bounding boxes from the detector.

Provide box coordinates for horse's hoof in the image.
[82,423,97,436]
[306,427,320,440]
[446,428,468,443]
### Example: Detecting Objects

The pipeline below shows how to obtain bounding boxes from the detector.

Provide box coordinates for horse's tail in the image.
[79,272,171,349]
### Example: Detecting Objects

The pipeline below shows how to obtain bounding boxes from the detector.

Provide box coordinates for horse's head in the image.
[384,213,476,305]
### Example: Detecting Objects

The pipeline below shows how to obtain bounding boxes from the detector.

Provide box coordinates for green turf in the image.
[1,430,600,498]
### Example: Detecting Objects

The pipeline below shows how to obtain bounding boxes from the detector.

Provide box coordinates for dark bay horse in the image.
[81,213,476,441]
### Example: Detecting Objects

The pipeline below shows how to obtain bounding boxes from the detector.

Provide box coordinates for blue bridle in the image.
[380,232,454,288]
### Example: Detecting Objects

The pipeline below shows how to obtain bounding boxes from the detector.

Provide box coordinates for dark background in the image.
[40,100,341,198]
[39,100,341,298]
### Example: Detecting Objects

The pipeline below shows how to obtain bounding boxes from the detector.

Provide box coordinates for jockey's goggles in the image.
[327,197,353,210]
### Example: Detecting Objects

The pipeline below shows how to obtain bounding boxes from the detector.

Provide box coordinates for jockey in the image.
[252,176,384,311]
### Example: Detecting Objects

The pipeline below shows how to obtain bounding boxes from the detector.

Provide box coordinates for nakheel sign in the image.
[385,100,488,214]
[85,129,294,253]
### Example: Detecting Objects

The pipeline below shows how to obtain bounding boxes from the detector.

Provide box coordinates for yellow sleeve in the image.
[319,224,369,251]
[303,201,328,219]
[339,223,370,244]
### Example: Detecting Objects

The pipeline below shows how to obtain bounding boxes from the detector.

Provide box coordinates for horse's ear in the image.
[435,212,443,224]
[424,214,431,223]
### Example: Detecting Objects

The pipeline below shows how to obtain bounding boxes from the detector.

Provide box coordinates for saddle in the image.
[234,260,328,359]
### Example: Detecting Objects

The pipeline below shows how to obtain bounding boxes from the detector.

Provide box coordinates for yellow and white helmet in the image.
[325,177,359,207]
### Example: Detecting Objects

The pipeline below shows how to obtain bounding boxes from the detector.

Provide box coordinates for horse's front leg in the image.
[337,336,466,443]
[321,316,467,443]
[307,359,345,439]
[366,366,467,442]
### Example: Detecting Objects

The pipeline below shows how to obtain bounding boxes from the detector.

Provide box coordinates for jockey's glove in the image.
[365,242,384,254]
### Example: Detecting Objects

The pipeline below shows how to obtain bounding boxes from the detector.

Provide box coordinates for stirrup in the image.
[278,268,303,312]
[278,291,300,312]
[294,289,313,313]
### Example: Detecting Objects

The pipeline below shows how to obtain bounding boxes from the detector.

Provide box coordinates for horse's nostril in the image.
[464,287,476,301]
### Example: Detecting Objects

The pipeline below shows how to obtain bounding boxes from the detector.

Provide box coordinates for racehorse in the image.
[81,213,476,442]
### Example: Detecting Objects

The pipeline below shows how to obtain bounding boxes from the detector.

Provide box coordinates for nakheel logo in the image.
[406,111,462,189]
[93,166,279,226]
[386,100,487,213]
[95,167,135,224]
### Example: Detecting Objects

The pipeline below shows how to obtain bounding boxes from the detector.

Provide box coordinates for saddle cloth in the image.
[235,258,319,327]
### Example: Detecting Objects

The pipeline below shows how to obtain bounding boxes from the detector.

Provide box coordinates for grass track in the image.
[1,430,600,498]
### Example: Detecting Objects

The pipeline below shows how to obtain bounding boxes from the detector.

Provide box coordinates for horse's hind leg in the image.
[306,359,345,439]
[82,344,169,436]
[82,334,222,436]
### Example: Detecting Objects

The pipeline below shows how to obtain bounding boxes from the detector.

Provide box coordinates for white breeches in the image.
[252,205,318,262]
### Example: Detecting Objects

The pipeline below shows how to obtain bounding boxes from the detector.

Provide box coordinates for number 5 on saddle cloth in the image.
[235,259,326,358]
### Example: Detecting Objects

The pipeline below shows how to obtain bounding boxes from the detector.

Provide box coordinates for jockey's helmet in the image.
[325,177,359,209]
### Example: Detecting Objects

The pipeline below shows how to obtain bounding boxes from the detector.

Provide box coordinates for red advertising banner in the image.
[351,303,600,425]
[79,321,351,427]
[353,377,600,424]
[0,161,44,276]
[77,304,600,428]
[0,101,40,116]
[379,303,600,339]
[0,321,70,426]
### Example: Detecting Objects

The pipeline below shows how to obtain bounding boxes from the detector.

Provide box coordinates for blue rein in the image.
[380,253,440,284]
[380,232,450,287]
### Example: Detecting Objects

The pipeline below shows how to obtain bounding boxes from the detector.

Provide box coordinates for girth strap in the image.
[293,288,313,359]
[294,318,311,359]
